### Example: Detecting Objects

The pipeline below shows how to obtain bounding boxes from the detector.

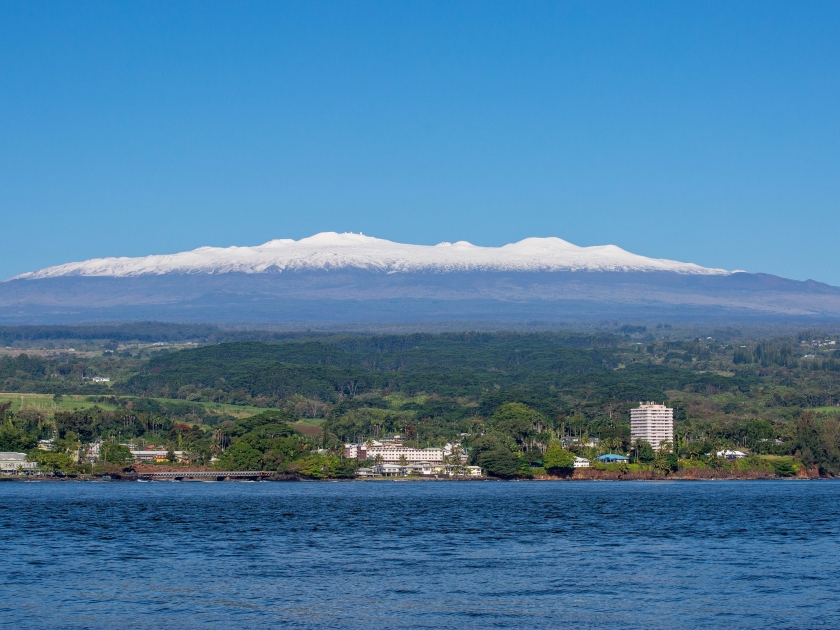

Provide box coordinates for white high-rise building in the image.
[630,402,674,451]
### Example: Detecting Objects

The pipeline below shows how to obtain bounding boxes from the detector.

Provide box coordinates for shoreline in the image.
[0,469,824,482]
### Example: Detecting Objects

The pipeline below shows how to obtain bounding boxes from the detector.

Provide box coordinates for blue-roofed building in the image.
[597,453,630,463]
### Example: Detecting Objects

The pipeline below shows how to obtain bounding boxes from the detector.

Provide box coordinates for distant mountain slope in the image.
[2,233,838,323]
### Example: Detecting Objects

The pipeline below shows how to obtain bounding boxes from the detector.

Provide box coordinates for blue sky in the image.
[1,1,838,283]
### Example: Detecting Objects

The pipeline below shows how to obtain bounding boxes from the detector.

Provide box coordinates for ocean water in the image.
[1,480,838,629]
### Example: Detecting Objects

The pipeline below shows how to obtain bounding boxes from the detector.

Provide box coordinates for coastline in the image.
[0,467,823,482]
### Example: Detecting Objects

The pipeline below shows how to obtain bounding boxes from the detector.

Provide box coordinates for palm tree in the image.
[686,442,700,460]
[439,444,459,475]
[652,451,670,474]
[632,439,643,464]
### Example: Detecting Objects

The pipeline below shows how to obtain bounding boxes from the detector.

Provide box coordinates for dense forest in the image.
[2,325,840,477]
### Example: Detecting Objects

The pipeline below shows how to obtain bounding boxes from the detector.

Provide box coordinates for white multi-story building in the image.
[0,452,37,474]
[630,402,674,451]
[345,439,457,465]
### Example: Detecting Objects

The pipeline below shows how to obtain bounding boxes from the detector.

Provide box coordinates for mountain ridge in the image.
[3,233,838,324]
[8,232,730,280]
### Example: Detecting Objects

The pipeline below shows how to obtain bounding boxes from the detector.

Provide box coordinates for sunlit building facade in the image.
[630,402,674,451]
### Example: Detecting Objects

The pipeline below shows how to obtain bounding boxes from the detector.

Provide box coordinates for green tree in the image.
[0,425,37,452]
[101,443,133,465]
[331,457,359,479]
[489,403,544,447]
[543,441,575,473]
[28,449,74,473]
[652,451,674,473]
[217,441,263,470]
[477,447,521,478]
[635,440,655,463]
[54,409,100,442]
[291,454,331,478]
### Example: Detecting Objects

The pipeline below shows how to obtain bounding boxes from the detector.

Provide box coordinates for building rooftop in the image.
[0,452,28,460]
[597,453,630,462]
[636,402,670,410]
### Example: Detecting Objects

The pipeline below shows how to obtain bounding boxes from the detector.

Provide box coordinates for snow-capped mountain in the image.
[2,232,838,324]
[10,232,730,279]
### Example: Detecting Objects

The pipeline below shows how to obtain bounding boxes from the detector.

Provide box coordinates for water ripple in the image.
[0,480,839,628]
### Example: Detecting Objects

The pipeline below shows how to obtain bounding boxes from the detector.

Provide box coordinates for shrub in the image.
[772,459,797,477]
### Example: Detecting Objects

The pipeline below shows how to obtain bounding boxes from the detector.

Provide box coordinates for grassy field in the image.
[145,398,268,419]
[0,392,325,433]
[0,393,120,414]
[812,406,840,415]
[0,393,273,417]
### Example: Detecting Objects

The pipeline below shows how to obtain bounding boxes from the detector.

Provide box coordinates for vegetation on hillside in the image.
[2,327,840,477]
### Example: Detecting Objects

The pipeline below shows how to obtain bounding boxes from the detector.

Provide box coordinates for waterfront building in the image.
[372,464,407,476]
[630,402,674,451]
[406,462,435,475]
[0,452,37,474]
[358,463,483,478]
[597,453,630,464]
[345,440,452,465]
[130,450,189,463]
[573,457,590,468]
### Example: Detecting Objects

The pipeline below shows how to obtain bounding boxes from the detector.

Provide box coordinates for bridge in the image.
[138,470,271,480]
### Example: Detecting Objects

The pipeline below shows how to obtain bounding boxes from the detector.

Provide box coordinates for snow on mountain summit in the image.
[9,232,730,280]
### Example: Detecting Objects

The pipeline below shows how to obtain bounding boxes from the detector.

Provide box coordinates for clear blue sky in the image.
[1,1,838,283]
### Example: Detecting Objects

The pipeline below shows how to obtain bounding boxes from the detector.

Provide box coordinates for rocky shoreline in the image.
[0,466,824,482]
[542,467,817,481]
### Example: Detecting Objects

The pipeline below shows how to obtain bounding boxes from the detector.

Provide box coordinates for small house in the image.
[716,450,747,460]
[597,453,630,464]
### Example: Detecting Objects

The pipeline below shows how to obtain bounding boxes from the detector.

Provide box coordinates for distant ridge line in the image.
[9,232,731,280]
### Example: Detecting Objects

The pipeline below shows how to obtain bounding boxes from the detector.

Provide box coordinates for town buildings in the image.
[356,463,482,477]
[630,402,674,451]
[130,449,190,463]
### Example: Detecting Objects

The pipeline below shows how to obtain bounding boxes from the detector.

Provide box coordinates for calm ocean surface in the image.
[1,480,839,629]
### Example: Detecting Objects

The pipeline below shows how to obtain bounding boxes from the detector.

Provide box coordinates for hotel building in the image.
[630,402,674,451]
[345,438,454,465]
